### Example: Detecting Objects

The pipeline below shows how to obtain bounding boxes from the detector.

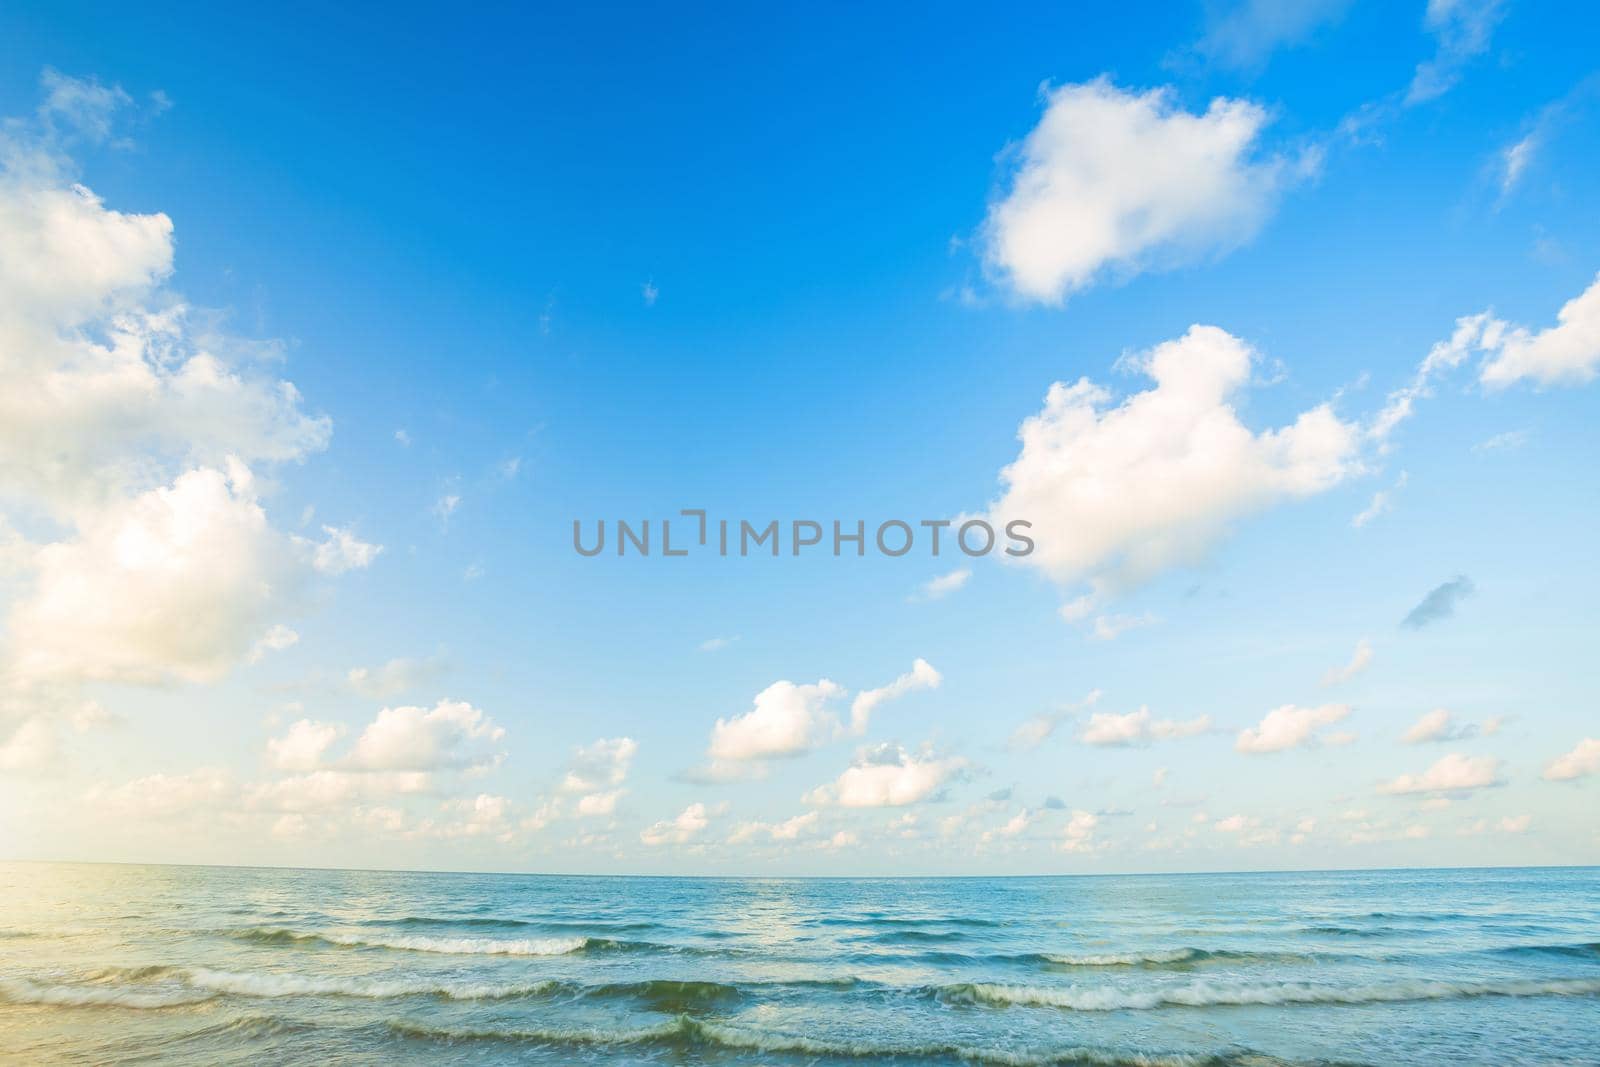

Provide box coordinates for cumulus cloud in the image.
[558,736,637,816]
[1080,707,1211,747]
[804,744,968,808]
[1059,809,1100,852]
[266,719,346,772]
[1009,689,1102,751]
[984,326,1360,605]
[728,810,820,845]
[1401,575,1474,629]
[1378,752,1502,795]
[983,80,1299,303]
[9,465,303,685]
[848,658,942,734]
[640,802,714,846]
[1322,638,1373,686]
[308,526,382,575]
[86,768,236,821]
[1543,738,1600,781]
[0,71,371,723]
[1235,703,1351,753]
[1478,273,1600,389]
[1406,0,1506,105]
[248,624,299,664]
[1401,708,1479,744]
[708,679,844,763]
[348,699,505,772]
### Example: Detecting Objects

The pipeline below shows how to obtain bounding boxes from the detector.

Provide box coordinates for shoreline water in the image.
[3,862,1597,1064]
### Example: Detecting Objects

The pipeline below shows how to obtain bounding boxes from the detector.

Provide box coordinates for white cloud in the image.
[1370,315,1494,446]
[560,736,638,793]
[1500,133,1537,195]
[707,679,844,762]
[0,716,58,772]
[86,768,234,820]
[1235,703,1351,753]
[1059,809,1100,852]
[9,466,301,685]
[1378,752,1502,795]
[982,808,1035,842]
[1089,612,1158,641]
[1406,0,1506,105]
[346,656,445,699]
[1080,707,1211,747]
[1352,471,1406,528]
[913,568,971,602]
[985,326,1360,603]
[640,802,712,846]
[848,658,941,735]
[1321,638,1373,686]
[982,79,1297,303]
[246,769,430,813]
[1479,273,1600,389]
[265,719,345,772]
[1473,430,1528,453]
[247,624,299,664]
[575,790,621,817]
[728,810,820,845]
[1193,0,1352,70]
[1401,708,1480,744]
[1544,738,1600,781]
[348,699,505,772]
[804,744,968,808]
[0,73,364,723]
[1008,689,1101,751]
[308,525,381,575]
[698,636,737,653]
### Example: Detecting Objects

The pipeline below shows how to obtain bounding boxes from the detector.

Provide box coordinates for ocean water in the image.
[1,864,1596,1065]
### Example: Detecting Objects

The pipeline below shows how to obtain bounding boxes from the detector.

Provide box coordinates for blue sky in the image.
[1,0,1597,874]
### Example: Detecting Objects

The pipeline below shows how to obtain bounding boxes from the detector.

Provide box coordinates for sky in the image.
[0,0,1597,876]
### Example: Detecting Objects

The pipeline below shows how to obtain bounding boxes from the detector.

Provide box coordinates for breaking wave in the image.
[938,976,1600,1011]
[223,927,589,956]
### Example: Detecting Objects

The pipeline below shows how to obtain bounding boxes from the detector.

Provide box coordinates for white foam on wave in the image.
[952,976,1600,1011]
[183,967,557,1000]
[1043,949,1200,966]
[0,978,214,1010]
[317,932,588,956]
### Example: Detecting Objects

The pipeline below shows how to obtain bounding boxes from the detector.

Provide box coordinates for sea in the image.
[1,863,1596,1065]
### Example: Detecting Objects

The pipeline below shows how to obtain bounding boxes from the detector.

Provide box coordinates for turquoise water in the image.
[1,864,1596,1065]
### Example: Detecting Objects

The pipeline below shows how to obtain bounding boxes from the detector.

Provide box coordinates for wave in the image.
[388,1015,1226,1066]
[0,978,214,1010]
[224,927,589,956]
[357,915,660,933]
[938,976,1600,1011]
[181,967,559,1000]
[1492,941,1600,961]
[813,914,1007,929]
